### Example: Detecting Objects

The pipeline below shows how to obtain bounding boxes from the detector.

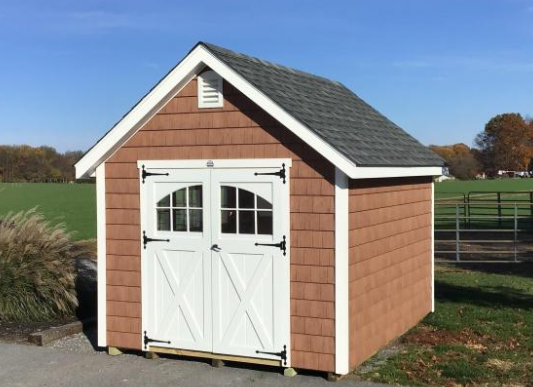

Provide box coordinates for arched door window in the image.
[156,185,203,232]
[220,186,272,235]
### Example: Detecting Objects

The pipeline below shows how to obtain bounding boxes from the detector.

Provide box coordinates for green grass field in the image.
[435,178,533,198]
[435,178,533,230]
[354,264,533,386]
[0,183,96,241]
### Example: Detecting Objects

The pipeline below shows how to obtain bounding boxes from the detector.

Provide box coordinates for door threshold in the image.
[148,346,282,367]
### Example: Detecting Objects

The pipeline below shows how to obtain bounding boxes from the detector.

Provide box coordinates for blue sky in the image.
[0,0,532,152]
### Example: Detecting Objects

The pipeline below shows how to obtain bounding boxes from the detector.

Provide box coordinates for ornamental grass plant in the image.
[0,209,78,322]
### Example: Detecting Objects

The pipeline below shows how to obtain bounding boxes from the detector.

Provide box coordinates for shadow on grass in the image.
[445,262,533,278]
[435,280,533,310]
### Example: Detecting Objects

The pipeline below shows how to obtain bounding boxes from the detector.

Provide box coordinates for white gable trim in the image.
[351,166,442,179]
[75,44,442,180]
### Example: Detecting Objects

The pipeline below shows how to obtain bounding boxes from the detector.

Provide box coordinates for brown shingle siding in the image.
[348,176,432,368]
[104,78,335,372]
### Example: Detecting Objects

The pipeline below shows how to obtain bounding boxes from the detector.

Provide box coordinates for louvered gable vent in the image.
[198,70,223,108]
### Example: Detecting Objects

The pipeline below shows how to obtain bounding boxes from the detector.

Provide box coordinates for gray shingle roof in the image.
[202,42,444,167]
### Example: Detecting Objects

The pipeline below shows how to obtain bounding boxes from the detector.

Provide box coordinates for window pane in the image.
[173,209,187,231]
[189,209,203,232]
[221,210,237,233]
[189,186,203,208]
[238,189,254,209]
[157,194,170,207]
[257,196,272,209]
[221,186,236,208]
[172,188,187,207]
[157,209,171,231]
[239,210,255,234]
[257,211,273,235]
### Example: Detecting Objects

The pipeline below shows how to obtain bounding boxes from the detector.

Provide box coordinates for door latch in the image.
[255,235,287,256]
[211,244,222,252]
[143,231,170,249]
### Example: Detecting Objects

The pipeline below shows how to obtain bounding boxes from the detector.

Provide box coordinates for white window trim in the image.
[137,158,292,170]
[335,168,349,375]
[197,70,223,108]
[96,163,107,347]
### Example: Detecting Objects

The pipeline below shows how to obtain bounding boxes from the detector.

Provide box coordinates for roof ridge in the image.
[200,41,343,86]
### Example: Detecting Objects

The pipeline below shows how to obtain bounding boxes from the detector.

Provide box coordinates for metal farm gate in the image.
[434,190,533,262]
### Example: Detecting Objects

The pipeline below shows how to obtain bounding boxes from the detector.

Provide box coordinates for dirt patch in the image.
[404,326,489,348]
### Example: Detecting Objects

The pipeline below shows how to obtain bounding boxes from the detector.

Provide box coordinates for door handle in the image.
[211,244,222,252]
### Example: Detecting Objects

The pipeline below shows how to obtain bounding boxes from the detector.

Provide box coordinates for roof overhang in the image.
[75,44,442,180]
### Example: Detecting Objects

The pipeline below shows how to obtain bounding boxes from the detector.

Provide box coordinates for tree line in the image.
[0,145,83,182]
[430,113,533,179]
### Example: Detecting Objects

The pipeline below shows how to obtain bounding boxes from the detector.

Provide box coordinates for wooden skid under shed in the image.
[149,346,282,368]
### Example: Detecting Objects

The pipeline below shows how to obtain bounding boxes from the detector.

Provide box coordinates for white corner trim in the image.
[96,163,107,348]
[350,166,443,179]
[431,181,435,312]
[335,168,349,375]
[138,158,292,170]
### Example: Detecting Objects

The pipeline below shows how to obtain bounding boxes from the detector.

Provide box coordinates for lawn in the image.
[435,178,533,198]
[0,183,96,241]
[354,264,533,387]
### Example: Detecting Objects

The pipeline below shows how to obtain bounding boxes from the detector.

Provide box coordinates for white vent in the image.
[198,71,223,108]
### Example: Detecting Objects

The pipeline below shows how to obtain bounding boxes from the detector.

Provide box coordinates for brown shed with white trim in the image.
[76,42,443,376]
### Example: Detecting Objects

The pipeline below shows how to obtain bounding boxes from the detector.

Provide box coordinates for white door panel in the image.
[210,169,289,363]
[142,170,212,352]
[140,164,290,365]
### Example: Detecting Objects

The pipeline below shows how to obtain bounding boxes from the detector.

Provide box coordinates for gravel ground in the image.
[0,340,398,387]
[50,328,99,354]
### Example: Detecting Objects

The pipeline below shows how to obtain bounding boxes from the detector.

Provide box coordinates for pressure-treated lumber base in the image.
[145,351,159,360]
[327,372,344,382]
[108,347,123,356]
[283,368,298,377]
[149,346,281,367]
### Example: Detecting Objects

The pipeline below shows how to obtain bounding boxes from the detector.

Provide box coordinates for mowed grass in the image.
[435,178,533,198]
[435,179,533,230]
[0,183,96,241]
[354,264,533,387]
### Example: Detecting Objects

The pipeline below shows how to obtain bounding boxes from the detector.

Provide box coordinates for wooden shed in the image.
[75,42,444,377]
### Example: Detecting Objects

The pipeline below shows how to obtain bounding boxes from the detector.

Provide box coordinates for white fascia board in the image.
[350,166,443,179]
[334,168,349,375]
[96,163,107,347]
[197,49,356,176]
[138,158,292,170]
[75,45,356,179]
[75,46,207,178]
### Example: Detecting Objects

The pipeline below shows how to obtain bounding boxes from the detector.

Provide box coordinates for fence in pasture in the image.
[435,190,533,262]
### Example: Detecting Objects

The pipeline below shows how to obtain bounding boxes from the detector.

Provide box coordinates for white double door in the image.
[141,166,289,363]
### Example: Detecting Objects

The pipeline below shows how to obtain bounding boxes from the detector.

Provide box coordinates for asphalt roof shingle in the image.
[202,42,444,167]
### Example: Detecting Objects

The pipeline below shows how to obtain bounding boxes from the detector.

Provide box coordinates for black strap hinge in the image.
[255,235,287,256]
[254,163,286,184]
[143,231,170,249]
[143,331,170,349]
[141,165,169,184]
[256,345,287,366]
